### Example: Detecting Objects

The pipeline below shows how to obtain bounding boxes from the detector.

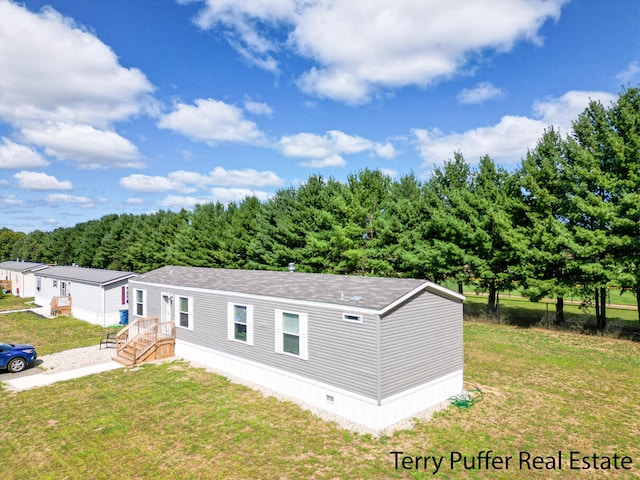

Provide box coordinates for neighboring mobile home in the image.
[0,261,48,297]
[35,266,136,326]
[129,266,464,432]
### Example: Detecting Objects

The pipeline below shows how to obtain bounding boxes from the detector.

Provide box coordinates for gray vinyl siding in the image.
[131,281,380,399]
[379,290,463,399]
[104,281,129,313]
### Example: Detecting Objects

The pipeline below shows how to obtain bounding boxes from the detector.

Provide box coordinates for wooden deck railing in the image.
[50,295,72,316]
[116,316,176,365]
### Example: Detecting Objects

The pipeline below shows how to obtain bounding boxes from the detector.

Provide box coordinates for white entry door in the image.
[160,294,173,338]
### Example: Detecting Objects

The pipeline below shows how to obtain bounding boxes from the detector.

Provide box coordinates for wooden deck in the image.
[50,295,72,316]
[113,316,176,366]
[0,280,11,292]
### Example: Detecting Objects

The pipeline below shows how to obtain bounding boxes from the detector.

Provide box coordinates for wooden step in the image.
[112,353,135,366]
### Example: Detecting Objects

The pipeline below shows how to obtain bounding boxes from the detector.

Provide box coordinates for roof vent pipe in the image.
[288,262,295,273]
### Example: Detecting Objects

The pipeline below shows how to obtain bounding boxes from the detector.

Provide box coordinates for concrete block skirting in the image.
[176,340,463,432]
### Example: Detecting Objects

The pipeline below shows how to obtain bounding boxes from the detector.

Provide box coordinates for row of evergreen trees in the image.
[1,86,639,328]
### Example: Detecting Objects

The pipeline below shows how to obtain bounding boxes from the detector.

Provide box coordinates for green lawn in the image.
[464,294,640,336]
[0,311,110,355]
[0,294,36,312]
[1,309,639,478]
[440,279,640,308]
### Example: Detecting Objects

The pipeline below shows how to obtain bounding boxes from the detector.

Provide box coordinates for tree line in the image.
[2,86,639,328]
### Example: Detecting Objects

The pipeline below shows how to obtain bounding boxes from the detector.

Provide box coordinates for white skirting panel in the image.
[68,306,101,325]
[176,340,463,432]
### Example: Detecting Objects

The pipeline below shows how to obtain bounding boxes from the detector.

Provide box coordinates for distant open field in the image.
[1,300,639,478]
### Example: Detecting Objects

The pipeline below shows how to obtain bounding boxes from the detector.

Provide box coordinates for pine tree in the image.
[518,128,573,323]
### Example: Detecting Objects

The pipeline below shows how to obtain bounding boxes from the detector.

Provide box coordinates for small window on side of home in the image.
[342,313,362,323]
[135,289,146,317]
[36,276,41,292]
[227,303,253,345]
[275,309,308,360]
[53,279,57,288]
[177,296,193,330]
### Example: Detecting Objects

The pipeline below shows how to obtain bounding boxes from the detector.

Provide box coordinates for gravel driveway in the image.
[1,344,116,381]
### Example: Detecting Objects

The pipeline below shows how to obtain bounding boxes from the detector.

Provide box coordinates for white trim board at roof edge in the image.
[128,279,464,316]
[36,271,136,287]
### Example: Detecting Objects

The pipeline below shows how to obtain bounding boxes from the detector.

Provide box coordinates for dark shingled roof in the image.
[133,266,462,311]
[35,266,136,286]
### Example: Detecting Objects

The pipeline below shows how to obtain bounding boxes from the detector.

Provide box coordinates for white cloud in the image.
[532,90,617,129]
[157,195,212,208]
[21,123,144,169]
[379,168,397,179]
[0,2,153,169]
[45,193,101,208]
[168,167,283,187]
[616,60,640,84]
[374,142,397,159]
[243,100,273,116]
[14,171,73,190]
[157,188,273,208]
[121,167,283,195]
[125,197,145,205]
[210,187,273,203]
[457,82,506,105]
[413,116,543,168]
[158,98,268,145]
[413,90,617,169]
[298,155,346,168]
[184,0,296,74]
[0,2,153,127]
[187,0,567,104]
[0,138,49,169]
[0,194,26,206]
[279,130,395,166]
[119,174,196,193]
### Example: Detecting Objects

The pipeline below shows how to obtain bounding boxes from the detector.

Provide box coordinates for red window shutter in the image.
[121,286,125,305]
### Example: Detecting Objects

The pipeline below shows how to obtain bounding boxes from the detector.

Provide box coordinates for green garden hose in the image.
[449,383,484,409]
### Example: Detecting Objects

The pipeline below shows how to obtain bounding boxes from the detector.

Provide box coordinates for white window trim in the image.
[274,309,308,360]
[227,303,254,346]
[134,289,147,317]
[175,295,194,331]
[342,313,363,323]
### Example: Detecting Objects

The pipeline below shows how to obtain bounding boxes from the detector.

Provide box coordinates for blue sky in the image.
[0,0,638,233]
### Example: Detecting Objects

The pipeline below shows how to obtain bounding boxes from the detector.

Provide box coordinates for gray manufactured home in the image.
[35,266,136,326]
[0,261,48,297]
[129,266,464,431]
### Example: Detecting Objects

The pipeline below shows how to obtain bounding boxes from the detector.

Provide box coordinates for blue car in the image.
[0,342,38,373]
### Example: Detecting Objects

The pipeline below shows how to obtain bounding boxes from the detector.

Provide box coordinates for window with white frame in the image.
[176,296,193,329]
[275,309,308,360]
[134,289,146,317]
[227,303,254,345]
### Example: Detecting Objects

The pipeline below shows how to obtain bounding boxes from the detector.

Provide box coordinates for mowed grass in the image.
[1,309,640,478]
[0,294,36,311]
[0,311,110,355]
[440,279,640,308]
[464,294,640,336]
